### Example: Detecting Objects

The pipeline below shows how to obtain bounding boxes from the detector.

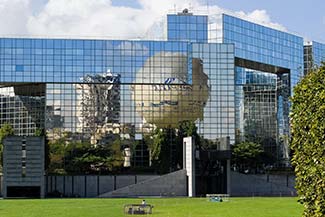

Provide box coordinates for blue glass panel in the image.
[222,14,304,96]
[15,65,24,72]
[54,40,62,48]
[312,41,325,66]
[167,14,208,43]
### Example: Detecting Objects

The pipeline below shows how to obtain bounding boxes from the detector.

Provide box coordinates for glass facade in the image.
[304,41,325,75]
[221,14,303,162]
[235,67,277,143]
[222,14,304,91]
[304,44,313,75]
[167,13,208,43]
[192,43,235,142]
[0,36,235,172]
[312,41,325,67]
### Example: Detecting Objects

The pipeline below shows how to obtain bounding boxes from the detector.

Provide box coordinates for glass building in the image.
[0,31,235,177]
[304,41,325,74]
[312,41,325,66]
[218,14,304,163]
[304,43,313,75]
[0,10,321,176]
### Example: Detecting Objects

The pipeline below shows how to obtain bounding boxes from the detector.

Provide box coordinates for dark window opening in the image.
[7,186,41,198]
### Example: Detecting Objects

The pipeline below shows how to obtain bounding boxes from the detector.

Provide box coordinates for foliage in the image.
[149,128,177,174]
[231,141,264,173]
[47,135,124,174]
[176,121,202,167]
[34,128,44,137]
[148,121,203,173]
[0,123,14,170]
[290,63,325,217]
[132,138,150,167]
[46,121,201,175]
[0,123,15,143]
[178,121,198,138]
[47,138,67,174]
[33,128,51,172]
[178,121,201,146]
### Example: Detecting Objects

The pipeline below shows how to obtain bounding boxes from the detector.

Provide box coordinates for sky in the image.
[0,0,324,43]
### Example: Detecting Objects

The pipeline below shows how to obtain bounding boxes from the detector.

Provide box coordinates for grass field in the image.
[0,197,302,217]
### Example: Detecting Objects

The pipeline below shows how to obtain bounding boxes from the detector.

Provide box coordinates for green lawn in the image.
[0,197,302,217]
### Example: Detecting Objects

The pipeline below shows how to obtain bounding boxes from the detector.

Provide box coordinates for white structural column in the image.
[183,136,195,197]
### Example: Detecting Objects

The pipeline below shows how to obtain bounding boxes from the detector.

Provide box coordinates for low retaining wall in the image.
[0,174,173,198]
[46,175,158,198]
[230,171,296,196]
[1,171,296,198]
[99,170,187,198]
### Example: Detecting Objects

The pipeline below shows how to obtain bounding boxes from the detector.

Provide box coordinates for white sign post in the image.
[183,136,195,197]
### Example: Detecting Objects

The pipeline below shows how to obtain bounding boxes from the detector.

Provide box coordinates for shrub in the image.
[290,63,325,217]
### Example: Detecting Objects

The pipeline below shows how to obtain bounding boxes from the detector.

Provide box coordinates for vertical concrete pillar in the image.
[183,136,195,197]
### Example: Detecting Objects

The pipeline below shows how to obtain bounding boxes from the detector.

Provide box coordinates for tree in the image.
[149,128,177,174]
[0,123,15,171]
[34,128,51,173]
[231,141,264,173]
[290,63,325,217]
[176,121,201,168]
[62,138,124,174]
[0,123,14,143]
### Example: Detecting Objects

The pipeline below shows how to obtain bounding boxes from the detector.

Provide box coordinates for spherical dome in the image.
[132,52,209,128]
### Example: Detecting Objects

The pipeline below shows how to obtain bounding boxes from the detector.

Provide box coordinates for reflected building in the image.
[75,71,121,145]
[304,41,325,74]
[235,69,277,143]
[45,105,64,130]
[0,84,45,135]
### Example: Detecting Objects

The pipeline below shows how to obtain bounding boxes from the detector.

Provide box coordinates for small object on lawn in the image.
[209,196,223,202]
[124,204,154,215]
[206,194,229,202]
